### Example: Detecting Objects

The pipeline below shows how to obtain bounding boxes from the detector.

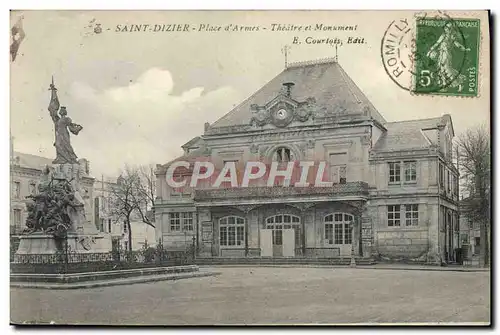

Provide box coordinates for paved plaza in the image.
[10,267,490,325]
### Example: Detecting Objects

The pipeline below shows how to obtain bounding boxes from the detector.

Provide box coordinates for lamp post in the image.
[350,221,356,267]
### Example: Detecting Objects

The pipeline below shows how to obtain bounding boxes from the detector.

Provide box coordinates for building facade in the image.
[459,197,485,257]
[154,59,460,263]
[93,176,123,249]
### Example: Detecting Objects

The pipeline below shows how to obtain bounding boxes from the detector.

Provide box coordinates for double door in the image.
[261,214,301,257]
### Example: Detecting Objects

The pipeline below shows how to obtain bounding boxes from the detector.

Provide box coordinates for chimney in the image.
[283,82,295,97]
[204,122,210,132]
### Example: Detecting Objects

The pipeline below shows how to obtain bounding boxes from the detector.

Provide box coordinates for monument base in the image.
[14,232,112,263]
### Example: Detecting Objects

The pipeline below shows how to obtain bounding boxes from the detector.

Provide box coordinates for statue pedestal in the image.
[15,161,113,263]
[14,232,112,262]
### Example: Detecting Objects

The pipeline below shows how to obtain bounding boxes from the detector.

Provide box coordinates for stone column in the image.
[352,215,361,257]
[244,210,249,257]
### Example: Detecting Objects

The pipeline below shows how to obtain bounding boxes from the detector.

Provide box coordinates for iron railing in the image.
[11,243,196,274]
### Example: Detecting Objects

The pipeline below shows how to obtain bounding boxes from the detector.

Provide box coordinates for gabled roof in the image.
[210,58,386,128]
[158,147,210,173]
[372,115,451,152]
[181,136,202,149]
[12,151,53,171]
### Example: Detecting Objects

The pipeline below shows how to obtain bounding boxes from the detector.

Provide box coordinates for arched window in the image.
[272,147,295,163]
[219,216,245,247]
[324,213,354,245]
[265,214,301,247]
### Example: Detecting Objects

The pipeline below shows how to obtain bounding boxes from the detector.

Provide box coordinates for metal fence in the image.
[10,243,196,274]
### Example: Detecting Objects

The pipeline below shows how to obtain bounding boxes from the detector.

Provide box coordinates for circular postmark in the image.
[381,12,470,94]
[380,17,415,91]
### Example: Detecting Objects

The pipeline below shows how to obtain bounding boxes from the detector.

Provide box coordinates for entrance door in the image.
[265,214,301,257]
[282,229,295,257]
[260,229,273,257]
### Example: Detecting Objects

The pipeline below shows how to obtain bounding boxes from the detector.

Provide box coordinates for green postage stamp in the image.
[414,17,480,97]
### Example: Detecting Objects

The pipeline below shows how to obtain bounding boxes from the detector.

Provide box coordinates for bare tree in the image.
[133,165,156,228]
[457,124,491,267]
[108,165,156,251]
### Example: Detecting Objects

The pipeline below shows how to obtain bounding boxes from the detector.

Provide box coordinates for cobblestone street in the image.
[10,267,490,325]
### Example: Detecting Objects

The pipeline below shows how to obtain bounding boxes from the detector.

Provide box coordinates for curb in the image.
[199,264,489,272]
[351,266,489,273]
[10,271,220,290]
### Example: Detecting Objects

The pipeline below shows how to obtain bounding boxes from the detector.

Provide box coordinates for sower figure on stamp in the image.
[426,21,470,88]
[48,78,83,165]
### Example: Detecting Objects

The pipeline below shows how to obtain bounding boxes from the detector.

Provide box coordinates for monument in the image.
[14,78,112,260]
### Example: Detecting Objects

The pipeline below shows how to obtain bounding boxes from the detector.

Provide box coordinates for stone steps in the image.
[11,265,200,284]
[10,270,220,290]
[194,257,376,266]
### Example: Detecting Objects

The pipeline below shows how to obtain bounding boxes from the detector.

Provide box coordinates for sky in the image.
[9,10,490,177]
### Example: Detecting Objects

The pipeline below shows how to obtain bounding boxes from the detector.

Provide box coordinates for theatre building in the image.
[154,58,460,264]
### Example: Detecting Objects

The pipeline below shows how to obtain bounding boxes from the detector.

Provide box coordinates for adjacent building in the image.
[93,176,156,251]
[152,58,459,263]
[459,197,484,256]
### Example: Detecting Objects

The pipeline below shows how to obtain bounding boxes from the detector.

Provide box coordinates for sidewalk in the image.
[356,263,489,272]
[200,263,490,272]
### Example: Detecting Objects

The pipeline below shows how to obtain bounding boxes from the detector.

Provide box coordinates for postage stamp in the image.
[413,17,480,97]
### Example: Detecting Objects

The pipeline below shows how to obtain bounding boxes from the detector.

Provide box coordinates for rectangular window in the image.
[344,223,352,244]
[439,164,444,188]
[453,175,459,196]
[182,212,193,231]
[450,175,454,195]
[13,209,21,226]
[404,161,417,183]
[220,226,227,246]
[108,219,112,233]
[389,162,401,183]
[468,217,473,229]
[29,183,37,195]
[13,181,20,198]
[221,217,246,247]
[228,226,236,246]
[170,213,181,232]
[339,166,347,184]
[123,223,128,233]
[329,153,348,184]
[405,204,419,226]
[388,205,401,226]
[330,165,347,184]
[446,170,451,193]
[334,224,343,244]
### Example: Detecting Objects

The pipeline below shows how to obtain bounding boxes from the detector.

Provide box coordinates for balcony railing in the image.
[194,181,369,201]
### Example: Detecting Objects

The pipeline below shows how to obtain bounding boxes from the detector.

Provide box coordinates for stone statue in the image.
[48,78,83,164]
[24,175,84,239]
